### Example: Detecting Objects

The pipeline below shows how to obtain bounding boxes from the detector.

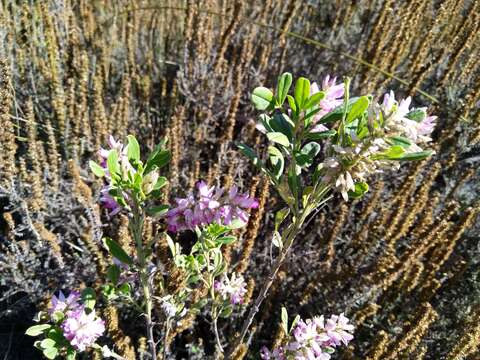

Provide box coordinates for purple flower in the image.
[99,187,122,217]
[49,291,81,317]
[311,75,344,120]
[166,181,258,232]
[214,273,247,305]
[380,91,436,144]
[323,313,354,347]
[260,346,286,360]
[261,313,354,360]
[61,309,105,351]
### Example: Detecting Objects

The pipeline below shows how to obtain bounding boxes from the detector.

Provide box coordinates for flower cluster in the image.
[98,136,131,216]
[321,90,436,201]
[166,181,259,232]
[50,291,105,352]
[61,309,106,352]
[381,90,437,144]
[261,314,354,360]
[214,273,247,305]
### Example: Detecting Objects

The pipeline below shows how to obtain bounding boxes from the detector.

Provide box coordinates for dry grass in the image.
[0,0,479,358]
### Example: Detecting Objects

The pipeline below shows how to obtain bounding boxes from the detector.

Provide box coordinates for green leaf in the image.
[118,283,131,296]
[81,288,96,312]
[47,328,65,343]
[107,265,120,285]
[287,95,297,114]
[290,315,301,333]
[25,324,51,336]
[237,143,262,167]
[274,207,290,232]
[89,161,105,177]
[406,109,426,122]
[395,150,433,161]
[237,144,276,181]
[107,150,120,177]
[276,72,292,106]
[305,129,336,140]
[268,146,284,179]
[287,167,299,201]
[43,347,58,359]
[217,236,236,245]
[294,77,310,109]
[219,306,233,318]
[318,97,359,124]
[206,223,230,238]
[153,177,168,190]
[126,135,140,161]
[40,338,56,349]
[294,153,313,167]
[104,238,133,265]
[387,136,412,148]
[145,145,171,174]
[227,219,248,229]
[304,91,325,109]
[281,307,289,335]
[301,142,321,158]
[51,311,64,323]
[251,86,274,110]
[348,182,369,199]
[267,132,290,147]
[270,112,294,140]
[259,114,273,132]
[66,348,76,360]
[146,204,169,217]
[347,96,370,123]
[371,145,405,160]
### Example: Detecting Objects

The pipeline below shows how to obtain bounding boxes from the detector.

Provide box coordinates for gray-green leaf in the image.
[276,72,292,107]
[294,77,310,109]
[126,135,140,161]
[25,324,51,336]
[251,86,274,110]
[89,161,105,177]
[267,132,290,147]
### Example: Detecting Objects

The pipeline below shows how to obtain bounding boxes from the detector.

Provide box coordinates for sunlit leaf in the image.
[251,86,274,110]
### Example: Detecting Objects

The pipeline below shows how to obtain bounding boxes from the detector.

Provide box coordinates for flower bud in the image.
[142,170,159,194]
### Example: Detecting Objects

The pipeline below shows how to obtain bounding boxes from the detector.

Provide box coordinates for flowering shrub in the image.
[27,72,436,359]
[229,72,435,354]
[25,290,118,359]
[261,310,354,360]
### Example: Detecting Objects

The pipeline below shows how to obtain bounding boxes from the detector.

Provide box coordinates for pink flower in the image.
[310,75,344,123]
[97,135,136,216]
[214,273,247,305]
[49,291,81,317]
[61,309,105,351]
[261,346,286,360]
[261,313,353,359]
[380,90,437,145]
[166,181,258,232]
[324,313,354,347]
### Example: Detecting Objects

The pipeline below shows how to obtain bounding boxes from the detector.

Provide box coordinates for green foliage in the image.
[26,324,51,336]
[294,77,311,110]
[81,288,96,312]
[276,72,293,107]
[251,86,275,110]
[104,237,133,265]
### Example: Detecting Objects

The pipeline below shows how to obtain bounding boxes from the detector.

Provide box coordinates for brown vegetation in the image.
[0,0,478,358]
